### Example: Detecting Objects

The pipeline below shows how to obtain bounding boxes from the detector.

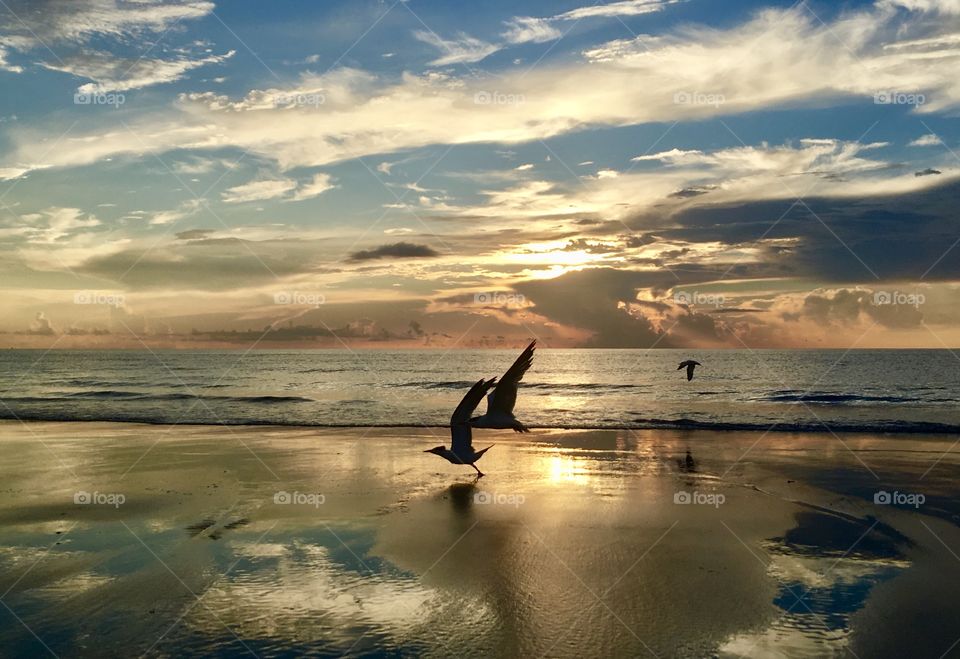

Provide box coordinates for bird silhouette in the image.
[470,340,536,432]
[425,377,498,478]
[677,360,701,381]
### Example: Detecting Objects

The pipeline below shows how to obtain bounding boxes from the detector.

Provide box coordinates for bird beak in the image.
[423,449,432,453]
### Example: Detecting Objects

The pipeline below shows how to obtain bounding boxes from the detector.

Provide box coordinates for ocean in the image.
[1,348,958,433]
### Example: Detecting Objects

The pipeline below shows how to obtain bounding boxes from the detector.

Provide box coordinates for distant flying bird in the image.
[425,377,498,478]
[470,340,536,433]
[678,360,701,381]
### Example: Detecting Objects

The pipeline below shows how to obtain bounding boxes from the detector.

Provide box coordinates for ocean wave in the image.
[390,381,643,391]
[1,412,958,434]
[3,391,315,404]
[752,390,951,405]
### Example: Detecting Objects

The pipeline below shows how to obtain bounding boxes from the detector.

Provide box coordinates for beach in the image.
[0,421,958,657]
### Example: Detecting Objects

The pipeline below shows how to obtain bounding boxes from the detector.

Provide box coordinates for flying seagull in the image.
[678,360,701,381]
[425,377,498,478]
[470,340,536,433]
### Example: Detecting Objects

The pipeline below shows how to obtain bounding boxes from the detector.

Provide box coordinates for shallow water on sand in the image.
[0,424,957,657]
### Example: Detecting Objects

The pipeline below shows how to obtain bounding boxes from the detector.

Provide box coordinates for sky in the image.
[1,0,959,348]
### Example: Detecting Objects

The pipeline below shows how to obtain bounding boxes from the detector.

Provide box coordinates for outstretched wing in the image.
[450,422,473,457]
[487,340,536,415]
[452,378,498,425]
[686,363,696,381]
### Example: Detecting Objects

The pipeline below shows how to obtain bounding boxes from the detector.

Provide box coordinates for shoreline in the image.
[4,416,960,435]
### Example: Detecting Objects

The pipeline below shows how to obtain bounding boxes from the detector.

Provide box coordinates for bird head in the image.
[424,446,446,455]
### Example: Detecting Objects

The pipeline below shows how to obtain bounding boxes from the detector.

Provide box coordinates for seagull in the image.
[677,360,701,381]
[470,340,536,433]
[425,377,498,478]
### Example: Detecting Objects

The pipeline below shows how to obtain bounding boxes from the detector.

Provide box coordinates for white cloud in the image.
[413,30,500,66]
[632,148,704,163]
[222,178,297,204]
[909,133,942,146]
[0,1,221,90]
[5,207,101,243]
[42,49,234,93]
[291,173,337,201]
[0,0,215,46]
[879,0,960,13]
[4,5,960,181]
[501,17,561,45]
[556,0,678,20]
[0,46,23,73]
[442,139,954,222]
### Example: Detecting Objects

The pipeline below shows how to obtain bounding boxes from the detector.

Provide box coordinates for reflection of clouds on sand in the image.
[179,525,490,653]
[719,511,910,658]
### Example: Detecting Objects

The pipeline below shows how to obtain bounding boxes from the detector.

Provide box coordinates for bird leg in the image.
[471,463,485,478]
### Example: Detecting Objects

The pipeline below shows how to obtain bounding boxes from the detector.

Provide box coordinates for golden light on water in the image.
[546,454,592,486]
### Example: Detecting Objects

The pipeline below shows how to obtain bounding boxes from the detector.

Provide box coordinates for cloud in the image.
[909,133,942,146]
[41,49,234,93]
[28,312,55,335]
[348,242,441,262]
[291,173,337,201]
[556,0,678,20]
[3,207,101,243]
[0,0,214,43]
[221,178,298,204]
[0,0,218,89]
[175,229,215,240]
[0,46,23,73]
[413,30,500,65]
[501,17,561,45]
[5,4,960,183]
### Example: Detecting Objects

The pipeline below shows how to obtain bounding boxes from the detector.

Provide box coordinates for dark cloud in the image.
[175,229,215,240]
[515,268,653,346]
[651,178,960,282]
[347,242,440,262]
[783,288,924,329]
[76,238,337,290]
[668,185,716,199]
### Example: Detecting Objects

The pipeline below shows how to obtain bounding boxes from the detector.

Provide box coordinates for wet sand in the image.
[0,421,958,658]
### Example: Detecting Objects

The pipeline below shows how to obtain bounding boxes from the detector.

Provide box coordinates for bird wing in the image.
[450,422,473,456]
[451,378,498,425]
[486,340,536,415]
[686,363,696,380]
[677,361,687,370]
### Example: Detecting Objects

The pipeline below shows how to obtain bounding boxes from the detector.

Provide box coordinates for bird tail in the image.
[474,444,495,459]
